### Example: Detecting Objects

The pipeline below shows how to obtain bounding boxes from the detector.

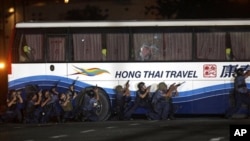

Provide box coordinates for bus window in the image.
[72,33,102,61]
[47,36,66,62]
[229,32,250,60]
[133,32,193,61]
[196,32,225,60]
[106,33,130,61]
[163,32,193,61]
[18,34,43,62]
[133,33,163,61]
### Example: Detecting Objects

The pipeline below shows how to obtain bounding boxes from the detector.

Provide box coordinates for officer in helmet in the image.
[114,81,132,120]
[59,92,73,123]
[82,88,99,121]
[151,82,178,120]
[0,89,24,123]
[225,68,250,118]
[124,82,156,120]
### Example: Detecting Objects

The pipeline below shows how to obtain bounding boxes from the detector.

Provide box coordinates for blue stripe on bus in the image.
[8,75,248,103]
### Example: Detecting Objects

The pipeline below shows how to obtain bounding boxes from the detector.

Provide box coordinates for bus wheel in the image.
[95,88,111,121]
[76,86,111,121]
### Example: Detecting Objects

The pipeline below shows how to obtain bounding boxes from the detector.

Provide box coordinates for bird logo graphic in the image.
[70,65,110,76]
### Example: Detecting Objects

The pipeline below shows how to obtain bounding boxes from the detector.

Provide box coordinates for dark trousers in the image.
[154,101,170,120]
[226,92,250,118]
[83,110,98,121]
[0,109,22,123]
[61,110,73,122]
[40,104,53,123]
[124,101,157,120]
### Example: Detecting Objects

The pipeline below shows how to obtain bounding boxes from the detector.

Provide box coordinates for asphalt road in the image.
[0,117,250,141]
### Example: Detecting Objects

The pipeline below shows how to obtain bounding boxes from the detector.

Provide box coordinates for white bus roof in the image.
[16,19,250,28]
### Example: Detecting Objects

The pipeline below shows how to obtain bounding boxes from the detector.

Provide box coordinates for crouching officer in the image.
[40,89,53,123]
[59,92,74,123]
[50,86,61,123]
[114,80,132,120]
[151,82,178,120]
[82,87,99,122]
[124,82,156,120]
[0,89,23,123]
[226,68,250,118]
[24,90,42,123]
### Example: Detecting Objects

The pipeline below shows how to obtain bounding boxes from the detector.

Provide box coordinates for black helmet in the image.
[158,82,167,91]
[87,90,95,98]
[137,82,145,89]
[115,85,123,93]
[235,68,244,76]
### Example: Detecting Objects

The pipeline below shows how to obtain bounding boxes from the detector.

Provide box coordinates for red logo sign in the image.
[203,64,217,78]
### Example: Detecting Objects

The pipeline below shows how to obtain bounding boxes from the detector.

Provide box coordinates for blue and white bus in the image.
[8,20,250,120]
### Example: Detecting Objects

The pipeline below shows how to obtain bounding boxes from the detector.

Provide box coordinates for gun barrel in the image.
[176,81,185,87]
[72,77,79,85]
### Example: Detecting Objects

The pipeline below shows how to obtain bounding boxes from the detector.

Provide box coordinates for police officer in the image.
[24,90,42,123]
[66,85,78,108]
[151,82,178,120]
[124,82,156,120]
[82,88,99,122]
[225,68,250,118]
[59,92,74,123]
[50,87,62,123]
[40,89,53,123]
[114,81,132,120]
[0,89,23,123]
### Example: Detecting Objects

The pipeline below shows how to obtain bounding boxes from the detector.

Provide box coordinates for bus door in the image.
[45,35,68,89]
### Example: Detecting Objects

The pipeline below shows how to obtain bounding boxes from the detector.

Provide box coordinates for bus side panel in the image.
[8,64,46,95]
[8,62,250,115]
[45,63,68,91]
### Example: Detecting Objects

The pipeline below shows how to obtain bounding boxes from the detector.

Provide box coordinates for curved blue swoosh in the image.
[9,75,249,103]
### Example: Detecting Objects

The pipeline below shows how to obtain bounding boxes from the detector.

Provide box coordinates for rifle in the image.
[125,80,130,89]
[125,80,130,86]
[71,76,79,86]
[175,81,185,87]
[50,80,60,95]
[124,80,130,95]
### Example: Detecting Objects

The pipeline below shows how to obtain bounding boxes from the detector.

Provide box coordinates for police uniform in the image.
[40,90,53,123]
[50,88,62,123]
[0,90,23,123]
[82,90,99,121]
[59,93,74,123]
[152,89,169,120]
[226,68,250,118]
[114,85,132,120]
[152,82,179,120]
[24,94,41,123]
[124,82,156,120]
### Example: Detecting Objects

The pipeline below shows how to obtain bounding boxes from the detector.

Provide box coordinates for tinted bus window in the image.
[47,35,67,62]
[72,33,102,61]
[13,32,44,63]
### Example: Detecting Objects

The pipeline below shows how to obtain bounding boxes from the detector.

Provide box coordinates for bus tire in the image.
[76,86,111,121]
[96,87,111,121]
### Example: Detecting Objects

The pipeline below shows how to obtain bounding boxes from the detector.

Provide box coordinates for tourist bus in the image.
[8,20,250,121]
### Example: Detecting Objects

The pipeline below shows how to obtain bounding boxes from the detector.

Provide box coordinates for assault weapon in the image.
[125,80,130,86]
[71,76,79,86]
[125,80,130,88]
[175,81,185,87]
[50,80,60,95]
